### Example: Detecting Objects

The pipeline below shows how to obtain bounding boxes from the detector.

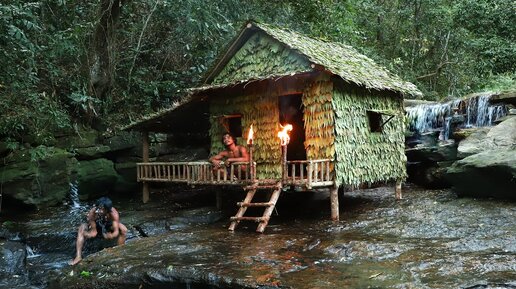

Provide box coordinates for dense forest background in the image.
[1,0,514,147]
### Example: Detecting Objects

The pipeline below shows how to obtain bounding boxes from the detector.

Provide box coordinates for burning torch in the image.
[277,124,293,183]
[247,125,255,182]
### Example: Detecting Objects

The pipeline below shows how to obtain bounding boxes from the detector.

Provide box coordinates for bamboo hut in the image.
[124,21,421,232]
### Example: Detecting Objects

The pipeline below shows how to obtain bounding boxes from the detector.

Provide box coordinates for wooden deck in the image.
[137,159,334,189]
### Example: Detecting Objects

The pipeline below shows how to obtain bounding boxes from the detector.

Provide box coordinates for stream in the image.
[1,184,515,289]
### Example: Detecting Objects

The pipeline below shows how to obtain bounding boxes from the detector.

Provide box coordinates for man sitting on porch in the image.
[210,133,249,179]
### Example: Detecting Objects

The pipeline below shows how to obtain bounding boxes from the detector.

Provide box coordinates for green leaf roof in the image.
[204,21,421,97]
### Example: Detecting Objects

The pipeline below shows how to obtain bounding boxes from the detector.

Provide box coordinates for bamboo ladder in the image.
[228,180,282,233]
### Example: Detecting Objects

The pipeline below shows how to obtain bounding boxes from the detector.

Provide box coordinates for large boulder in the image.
[0,147,77,207]
[55,130,98,149]
[446,149,516,200]
[407,161,453,189]
[405,141,458,163]
[457,116,516,158]
[489,90,516,106]
[0,240,27,279]
[103,131,141,153]
[76,159,118,200]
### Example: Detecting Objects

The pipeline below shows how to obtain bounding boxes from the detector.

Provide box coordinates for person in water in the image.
[69,197,128,265]
[209,133,249,178]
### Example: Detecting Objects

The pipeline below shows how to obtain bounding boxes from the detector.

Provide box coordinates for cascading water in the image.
[69,181,81,209]
[406,93,508,140]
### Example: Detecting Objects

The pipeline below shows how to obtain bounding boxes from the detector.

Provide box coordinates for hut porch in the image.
[136,159,335,189]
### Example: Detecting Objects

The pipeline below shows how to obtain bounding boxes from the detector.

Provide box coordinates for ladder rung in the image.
[237,202,273,207]
[244,184,281,190]
[230,216,269,222]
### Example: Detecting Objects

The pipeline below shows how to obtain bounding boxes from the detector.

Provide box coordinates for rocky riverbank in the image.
[1,185,515,289]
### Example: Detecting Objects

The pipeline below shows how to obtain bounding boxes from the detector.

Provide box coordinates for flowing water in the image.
[3,185,513,289]
[406,94,508,140]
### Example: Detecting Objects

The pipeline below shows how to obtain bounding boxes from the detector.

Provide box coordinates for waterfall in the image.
[69,181,81,209]
[406,94,508,139]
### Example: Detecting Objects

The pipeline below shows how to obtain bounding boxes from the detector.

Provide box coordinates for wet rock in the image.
[325,240,410,263]
[489,90,516,106]
[407,161,453,189]
[113,162,138,194]
[55,130,99,149]
[457,117,516,158]
[405,141,458,162]
[102,131,140,153]
[0,147,77,207]
[74,145,111,160]
[0,239,27,278]
[447,149,516,200]
[76,158,118,200]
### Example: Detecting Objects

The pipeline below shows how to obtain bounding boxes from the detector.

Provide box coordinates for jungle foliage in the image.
[1,0,514,144]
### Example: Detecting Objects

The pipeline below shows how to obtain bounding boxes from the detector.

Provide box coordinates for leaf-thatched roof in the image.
[204,21,422,97]
[124,21,421,132]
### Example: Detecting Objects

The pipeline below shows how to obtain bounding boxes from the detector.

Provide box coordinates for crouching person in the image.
[69,197,128,265]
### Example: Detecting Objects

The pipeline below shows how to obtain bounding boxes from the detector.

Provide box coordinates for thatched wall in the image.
[302,79,336,160]
[209,32,315,179]
[209,88,282,179]
[332,82,407,187]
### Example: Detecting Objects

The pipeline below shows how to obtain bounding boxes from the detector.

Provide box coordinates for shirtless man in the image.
[209,133,249,177]
[69,197,128,265]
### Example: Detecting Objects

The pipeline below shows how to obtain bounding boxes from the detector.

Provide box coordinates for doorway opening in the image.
[279,94,306,161]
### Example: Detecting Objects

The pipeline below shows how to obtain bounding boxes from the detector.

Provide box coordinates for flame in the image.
[247,125,254,145]
[277,124,293,146]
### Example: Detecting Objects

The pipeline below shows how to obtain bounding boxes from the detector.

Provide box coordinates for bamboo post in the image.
[330,184,339,221]
[395,180,403,200]
[248,143,255,182]
[281,144,287,184]
[216,191,223,210]
[142,132,150,203]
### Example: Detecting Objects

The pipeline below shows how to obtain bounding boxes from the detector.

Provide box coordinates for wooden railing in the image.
[285,159,334,189]
[137,161,254,185]
[137,159,335,188]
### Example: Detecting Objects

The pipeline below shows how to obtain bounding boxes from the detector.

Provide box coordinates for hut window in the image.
[367,111,383,133]
[221,114,242,137]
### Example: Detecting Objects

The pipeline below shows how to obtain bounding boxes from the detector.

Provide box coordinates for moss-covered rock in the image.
[55,130,99,149]
[446,149,516,200]
[103,131,140,153]
[112,162,138,194]
[76,159,118,200]
[0,147,77,208]
[74,145,111,160]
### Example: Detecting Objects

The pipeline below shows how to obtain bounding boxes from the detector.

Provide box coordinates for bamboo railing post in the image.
[142,132,150,203]
[326,161,330,181]
[307,161,313,189]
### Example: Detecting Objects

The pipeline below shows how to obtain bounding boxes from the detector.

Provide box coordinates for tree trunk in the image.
[89,0,127,104]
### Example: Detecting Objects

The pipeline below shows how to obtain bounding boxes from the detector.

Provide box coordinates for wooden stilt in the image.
[330,184,339,221]
[142,132,150,203]
[216,191,223,209]
[142,182,149,204]
[395,180,403,200]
